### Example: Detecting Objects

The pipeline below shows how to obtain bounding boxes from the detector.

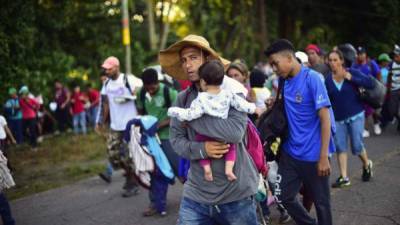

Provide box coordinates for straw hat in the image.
[159,34,230,80]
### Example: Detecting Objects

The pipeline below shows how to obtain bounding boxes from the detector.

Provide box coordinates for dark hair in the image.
[264,39,295,57]
[141,68,159,85]
[337,43,357,67]
[198,60,225,85]
[249,69,266,88]
[328,50,346,68]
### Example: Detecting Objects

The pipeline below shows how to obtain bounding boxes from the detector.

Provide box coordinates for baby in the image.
[168,60,259,181]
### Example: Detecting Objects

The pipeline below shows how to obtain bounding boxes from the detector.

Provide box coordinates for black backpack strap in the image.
[104,78,110,88]
[124,74,134,95]
[139,87,147,115]
[277,77,285,100]
[163,85,171,108]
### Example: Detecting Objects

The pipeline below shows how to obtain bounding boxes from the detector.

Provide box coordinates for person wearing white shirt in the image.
[95,56,142,197]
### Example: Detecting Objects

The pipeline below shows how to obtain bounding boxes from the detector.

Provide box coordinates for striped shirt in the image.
[391,62,400,91]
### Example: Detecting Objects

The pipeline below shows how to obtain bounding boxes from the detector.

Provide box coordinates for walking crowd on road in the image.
[1,34,400,225]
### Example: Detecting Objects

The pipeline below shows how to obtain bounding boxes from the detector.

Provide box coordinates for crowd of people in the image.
[2,79,102,150]
[0,34,399,225]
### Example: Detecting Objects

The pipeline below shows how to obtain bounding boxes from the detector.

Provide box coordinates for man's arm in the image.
[189,107,247,144]
[169,116,209,160]
[169,91,230,160]
[61,89,71,109]
[317,107,331,177]
[158,118,170,130]
[4,125,16,144]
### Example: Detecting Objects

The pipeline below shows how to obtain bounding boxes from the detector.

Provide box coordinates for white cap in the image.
[295,51,309,65]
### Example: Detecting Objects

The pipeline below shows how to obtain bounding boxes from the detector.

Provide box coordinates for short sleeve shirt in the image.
[283,67,336,162]
[0,116,7,140]
[100,74,139,131]
[135,83,177,139]
[351,60,380,78]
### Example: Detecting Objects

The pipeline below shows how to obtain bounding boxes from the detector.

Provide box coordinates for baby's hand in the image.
[255,107,264,117]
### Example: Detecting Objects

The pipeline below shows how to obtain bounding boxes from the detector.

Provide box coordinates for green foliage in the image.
[1,0,399,107]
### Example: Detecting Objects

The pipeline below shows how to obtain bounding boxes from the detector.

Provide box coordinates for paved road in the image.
[11,125,400,225]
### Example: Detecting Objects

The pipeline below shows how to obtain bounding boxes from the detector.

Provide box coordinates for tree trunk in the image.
[258,0,268,59]
[146,0,157,51]
[159,1,172,50]
[278,0,294,39]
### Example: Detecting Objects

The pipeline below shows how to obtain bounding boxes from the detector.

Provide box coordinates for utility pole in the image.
[122,0,131,74]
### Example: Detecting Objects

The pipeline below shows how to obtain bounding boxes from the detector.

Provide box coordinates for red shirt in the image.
[87,89,100,107]
[177,80,192,91]
[71,92,85,115]
[19,98,39,119]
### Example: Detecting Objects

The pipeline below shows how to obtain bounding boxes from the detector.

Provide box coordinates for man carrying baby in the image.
[160,34,259,225]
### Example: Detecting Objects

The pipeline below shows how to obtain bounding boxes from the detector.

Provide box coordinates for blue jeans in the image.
[178,196,258,225]
[161,139,180,176]
[0,193,15,225]
[73,112,87,134]
[87,106,99,128]
[8,119,23,144]
[334,115,365,155]
[149,168,170,213]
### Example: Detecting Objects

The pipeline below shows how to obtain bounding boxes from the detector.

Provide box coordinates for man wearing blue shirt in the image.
[265,39,335,225]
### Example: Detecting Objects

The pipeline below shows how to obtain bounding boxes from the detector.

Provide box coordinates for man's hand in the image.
[205,141,230,159]
[317,157,331,177]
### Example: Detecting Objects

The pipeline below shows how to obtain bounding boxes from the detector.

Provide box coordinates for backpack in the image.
[139,85,172,115]
[246,120,268,174]
[104,73,134,95]
[4,99,20,119]
[256,78,287,161]
[357,75,387,109]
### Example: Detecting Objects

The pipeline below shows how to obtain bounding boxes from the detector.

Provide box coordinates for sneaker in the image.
[122,185,139,197]
[160,211,167,217]
[98,173,112,183]
[142,207,157,217]
[279,211,291,224]
[331,176,351,188]
[373,124,382,135]
[37,136,44,143]
[362,160,373,182]
[362,129,370,138]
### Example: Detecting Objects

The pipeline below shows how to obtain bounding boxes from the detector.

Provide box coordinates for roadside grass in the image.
[5,132,107,200]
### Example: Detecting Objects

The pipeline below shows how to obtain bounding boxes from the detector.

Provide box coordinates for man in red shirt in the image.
[19,86,39,149]
[71,84,87,134]
[86,84,100,128]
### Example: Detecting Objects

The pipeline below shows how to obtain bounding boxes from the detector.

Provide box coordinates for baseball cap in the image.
[101,56,120,69]
[295,51,309,64]
[357,46,367,54]
[378,53,391,62]
[264,39,295,57]
[19,86,29,94]
[305,44,321,55]
[393,44,400,55]
[8,87,17,95]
